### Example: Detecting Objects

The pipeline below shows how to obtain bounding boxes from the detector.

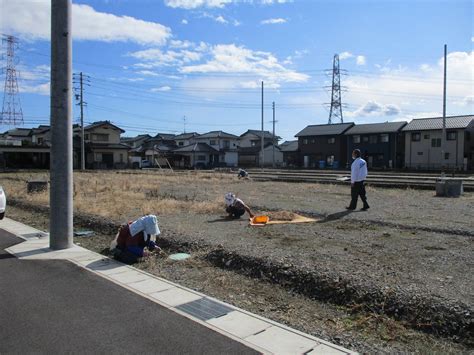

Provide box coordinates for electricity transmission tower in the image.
[327,54,344,124]
[1,35,23,125]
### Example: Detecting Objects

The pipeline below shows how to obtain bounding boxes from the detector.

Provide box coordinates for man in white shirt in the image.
[346,149,370,211]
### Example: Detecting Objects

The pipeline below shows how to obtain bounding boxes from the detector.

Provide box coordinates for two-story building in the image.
[193,131,239,167]
[280,140,300,167]
[83,121,130,169]
[174,132,200,147]
[295,122,354,168]
[344,121,407,169]
[238,130,281,167]
[402,115,474,170]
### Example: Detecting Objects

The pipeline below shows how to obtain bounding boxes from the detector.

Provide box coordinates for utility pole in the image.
[272,101,276,168]
[183,115,186,133]
[50,0,73,250]
[1,35,23,125]
[261,81,264,169]
[441,44,447,172]
[73,72,89,170]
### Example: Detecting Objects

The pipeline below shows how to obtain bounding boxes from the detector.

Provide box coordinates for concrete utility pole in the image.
[261,81,264,169]
[50,0,73,250]
[441,44,447,171]
[79,72,85,170]
[272,101,275,168]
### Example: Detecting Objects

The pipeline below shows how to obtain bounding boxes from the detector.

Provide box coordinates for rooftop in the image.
[295,122,354,137]
[196,131,239,139]
[344,121,407,135]
[401,115,474,131]
[279,140,299,152]
[173,142,219,153]
[84,121,125,133]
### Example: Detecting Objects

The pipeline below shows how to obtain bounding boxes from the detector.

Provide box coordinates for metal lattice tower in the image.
[328,54,343,124]
[1,35,23,126]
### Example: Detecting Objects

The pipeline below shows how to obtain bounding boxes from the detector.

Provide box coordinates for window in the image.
[362,136,369,143]
[369,135,377,144]
[353,135,360,143]
[119,154,123,163]
[377,154,384,160]
[311,139,315,144]
[380,134,389,143]
[447,131,457,141]
[251,140,258,146]
[431,138,441,147]
[303,139,309,145]
[210,140,216,145]
[37,137,44,145]
[197,155,206,161]
[411,132,421,142]
[95,153,102,162]
[223,140,230,148]
[444,152,450,160]
[466,132,471,141]
[92,133,109,142]
[178,142,184,146]
[417,152,423,156]
[327,137,335,144]
[84,134,89,140]
[424,134,430,139]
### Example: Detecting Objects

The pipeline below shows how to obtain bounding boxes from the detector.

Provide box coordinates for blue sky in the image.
[1,0,473,140]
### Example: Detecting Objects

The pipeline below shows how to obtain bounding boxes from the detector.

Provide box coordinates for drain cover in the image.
[168,253,190,261]
[176,298,233,321]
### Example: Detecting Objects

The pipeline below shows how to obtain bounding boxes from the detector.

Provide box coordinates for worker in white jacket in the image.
[346,149,370,211]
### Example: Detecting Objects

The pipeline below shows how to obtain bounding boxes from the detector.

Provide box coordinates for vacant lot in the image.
[2,170,473,352]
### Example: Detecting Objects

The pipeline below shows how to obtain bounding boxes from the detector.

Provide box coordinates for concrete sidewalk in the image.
[0,218,355,354]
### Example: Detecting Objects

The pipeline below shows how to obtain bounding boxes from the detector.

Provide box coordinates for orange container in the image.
[252,215,270,224]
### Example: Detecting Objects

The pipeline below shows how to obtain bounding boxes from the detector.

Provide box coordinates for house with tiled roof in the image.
[401,115,474,170]
[193,131,239,167]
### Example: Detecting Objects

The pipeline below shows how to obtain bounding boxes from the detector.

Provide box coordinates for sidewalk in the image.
[0,218,355,355]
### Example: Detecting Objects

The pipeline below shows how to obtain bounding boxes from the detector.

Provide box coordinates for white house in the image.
[174,132,200,147]
[194,131,239,167]
[402,115,474,170]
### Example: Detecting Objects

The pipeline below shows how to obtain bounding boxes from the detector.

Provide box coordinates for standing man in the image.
[346,149,370,211]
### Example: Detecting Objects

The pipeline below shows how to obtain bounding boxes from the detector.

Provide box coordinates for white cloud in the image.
[339,52,353,60]
[20,82,50,96]
[164,0,291,8]
[182,19,189,24]
[129,47,203,67]
[2,1,171,45]
[348,101,401,117]
[136,70,160,77]
[179,44,309,86]
[164,0,232,9]
[151,86,172,92]
[356,55,366,66]
[261,18,287,25]
[215,15,228,24]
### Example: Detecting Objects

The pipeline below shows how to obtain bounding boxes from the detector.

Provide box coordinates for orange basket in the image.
[251,215,270,224]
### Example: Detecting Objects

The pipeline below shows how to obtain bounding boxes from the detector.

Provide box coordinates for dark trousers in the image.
[226,206,245,218]
[349,181,369,209]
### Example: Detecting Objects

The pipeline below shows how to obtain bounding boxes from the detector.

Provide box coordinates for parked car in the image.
[0,186,6,220]
[141,159,152,168]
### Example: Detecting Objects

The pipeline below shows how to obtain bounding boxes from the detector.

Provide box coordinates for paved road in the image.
[0,229,257,354]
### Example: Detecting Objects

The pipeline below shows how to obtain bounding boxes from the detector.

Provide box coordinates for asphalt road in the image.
[0,229,257,354]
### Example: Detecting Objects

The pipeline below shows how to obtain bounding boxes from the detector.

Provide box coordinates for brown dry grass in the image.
[1,171,226,220]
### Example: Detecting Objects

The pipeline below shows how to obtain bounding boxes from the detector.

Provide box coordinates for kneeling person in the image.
[225,192,254,219]
[112,214,161,264]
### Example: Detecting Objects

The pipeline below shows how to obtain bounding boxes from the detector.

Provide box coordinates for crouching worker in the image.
[237,168,249,180]
[225,192,254,219]
[111,214,162,264]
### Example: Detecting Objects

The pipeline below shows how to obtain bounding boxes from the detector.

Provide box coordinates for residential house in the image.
[295,122,354,168]
[174,132,200,147]
[83,121,130,169]
[172,143,219,169]
[279,140,300,167]
[402,115,474,170]
[121,134,151,149]
[344,121,407,169]
[194,131,239,167]
[238,130,281,167]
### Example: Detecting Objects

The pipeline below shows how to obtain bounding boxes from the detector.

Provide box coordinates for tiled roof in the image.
[84,121,125,133]
[279,140,299,152]
[401,115,474,131]
[154,133,176,140]
[4,128,32,137]
[174,132,200,140]
[240,129,280,139]
[173,143,219,153]
[295,123,354,137]
[196,131,239,139]
[344,121,407,135]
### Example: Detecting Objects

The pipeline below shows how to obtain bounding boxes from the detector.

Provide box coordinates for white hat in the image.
[224,192,235,207]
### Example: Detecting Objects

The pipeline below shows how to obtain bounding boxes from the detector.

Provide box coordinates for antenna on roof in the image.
[183,115,186,134]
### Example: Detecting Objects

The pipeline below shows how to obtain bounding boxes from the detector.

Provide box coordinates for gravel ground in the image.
[4,204,471,354]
